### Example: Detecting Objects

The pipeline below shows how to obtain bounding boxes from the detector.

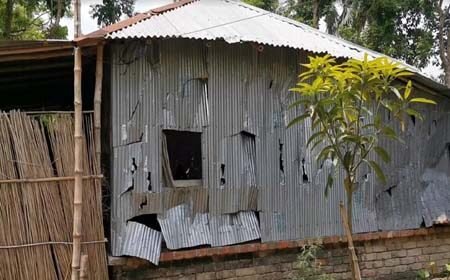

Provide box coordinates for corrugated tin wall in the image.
[110,38,450,264]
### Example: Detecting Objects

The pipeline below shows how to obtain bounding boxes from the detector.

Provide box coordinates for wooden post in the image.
[79,255,89,280]
[71,47,83,280]
[339,201,361,280]
[94,43,104,173]
[74,0,81,38]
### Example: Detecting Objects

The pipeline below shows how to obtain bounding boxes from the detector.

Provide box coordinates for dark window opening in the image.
[163,130,202,186]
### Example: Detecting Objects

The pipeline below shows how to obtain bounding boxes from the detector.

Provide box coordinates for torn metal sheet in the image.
[209,187,258,215]
[157,204,210,250]
[133,191,164,215]
[209,211,261,247]
[421,149,450,227]
[421,169,450,226]
[162,187,208,213]
[121,222,162,265]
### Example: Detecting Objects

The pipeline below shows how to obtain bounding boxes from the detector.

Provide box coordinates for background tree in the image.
[281,0,334,28]
[0,0,71,39]
[90,0,135,27]
[277,0,435,69]
[44,0,72,39]
[435,0,450,86]
[243,0,278,12]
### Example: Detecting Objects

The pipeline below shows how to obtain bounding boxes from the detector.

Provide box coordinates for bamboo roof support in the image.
[94,43,104,173]
[71,46,83,280]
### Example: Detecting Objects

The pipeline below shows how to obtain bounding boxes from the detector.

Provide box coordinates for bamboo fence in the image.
[0,111,107,280]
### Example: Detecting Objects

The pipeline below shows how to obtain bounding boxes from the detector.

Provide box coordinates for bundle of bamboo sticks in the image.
[0,112,107,280]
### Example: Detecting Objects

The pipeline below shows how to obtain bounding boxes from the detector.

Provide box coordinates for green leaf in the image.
[405,108,423,121]
[381,126,396,138]
[287,114,309,128]
[404,81,412,99]
[390,86,403,101]
[409,98,436,105]
[288,98,310,109]
[343,151,353,169]
[445,263,450,272]
[367,160,387,184]
[374,146,390,163]
[307,131,325,148]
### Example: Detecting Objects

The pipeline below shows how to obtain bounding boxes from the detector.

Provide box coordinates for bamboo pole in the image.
[0,175,102,184]
[94,43,104,173]
[71,47,83,280]
[79,255,88,280]
[339,201,361,280]
[74,0,81,38]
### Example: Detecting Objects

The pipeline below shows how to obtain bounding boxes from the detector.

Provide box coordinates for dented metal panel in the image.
[209,211,261,247]
[157,204,210,249]
[121,222,162,265]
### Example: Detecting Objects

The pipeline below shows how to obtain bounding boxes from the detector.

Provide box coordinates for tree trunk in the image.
[346,186,353,232]
[344,175,354,232]
[445,65,450,87]
[312,0,319,28]
[74,0,81,38]
[55,0,63,27]
[339,202,361,280]
[3,0,14,39]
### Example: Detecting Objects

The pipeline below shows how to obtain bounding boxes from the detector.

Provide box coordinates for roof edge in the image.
[74,0,197,46]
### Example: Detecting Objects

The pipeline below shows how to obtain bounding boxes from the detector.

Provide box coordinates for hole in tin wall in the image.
[302,158,309,183]
[128,214,161,232]
[268,80,273,89]
[385,185,396,197]
[220,163,226,185]
[410,115,416,126]
[147,172,152,191]
[139,196,147,209]
[131,157,137,174]
[279,139,284,173]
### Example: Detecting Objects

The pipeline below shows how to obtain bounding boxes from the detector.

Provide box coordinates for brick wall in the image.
[111,227,450,280]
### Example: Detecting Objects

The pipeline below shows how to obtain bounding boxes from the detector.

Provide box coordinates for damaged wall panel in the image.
[121,222,162,265]
[157,204,210,250]
[110,38,450,265]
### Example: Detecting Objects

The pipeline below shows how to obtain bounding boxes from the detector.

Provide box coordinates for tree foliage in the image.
[90,0,135,27]
[243,0,278,12]
[278,0,435,69]
[289,54,435,231]
[0,0,70,39]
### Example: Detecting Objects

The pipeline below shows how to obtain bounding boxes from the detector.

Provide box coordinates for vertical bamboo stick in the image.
[71,47,83,280]
[74,0,81,38]
[94,43,104,173]
[79,255,88,280]
[339,201,361,280]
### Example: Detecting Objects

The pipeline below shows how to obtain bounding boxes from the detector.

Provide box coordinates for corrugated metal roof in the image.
[105,0,445,92]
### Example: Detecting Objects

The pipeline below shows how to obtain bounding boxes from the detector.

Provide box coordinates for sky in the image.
[61,0,442,79]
